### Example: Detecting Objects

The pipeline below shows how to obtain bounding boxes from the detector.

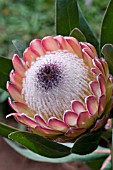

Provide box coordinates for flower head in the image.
[7,36,113,142]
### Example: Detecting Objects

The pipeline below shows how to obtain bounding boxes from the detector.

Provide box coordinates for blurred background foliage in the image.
[0,0,55,58]
[0,0,108,58]
[0,0,108,115]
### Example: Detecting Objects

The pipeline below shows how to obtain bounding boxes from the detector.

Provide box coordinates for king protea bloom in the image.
[7,35,113,142]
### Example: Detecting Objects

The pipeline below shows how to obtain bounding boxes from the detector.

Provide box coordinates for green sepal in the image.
[12,39,26,57]
[9,131,71,158]
[71,130,103,155]
[101,44,113,75]
[69,28,86,42]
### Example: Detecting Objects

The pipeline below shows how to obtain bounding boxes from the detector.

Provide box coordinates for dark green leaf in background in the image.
[71,130,102,155]
[78,4,99,54]
[0,57,12,90]
[99,155,112,170]
[55,0,79,36]
[0,122,18,138]
[0,72,9,90]
[0,39,26,90]
[55,0,99,54]
[86,157,111,170]
[9,131,71,158]
[0,89,9,103]
[100,0,113,49]
[0,57,12,75]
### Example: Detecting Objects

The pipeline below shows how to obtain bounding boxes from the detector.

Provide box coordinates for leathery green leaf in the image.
[71,130,102,155]
[70,28,86,42]
[101,44,113,75]
[4,139,109,163]
[78,4,99,54]
[0,72,9,90]
[55,0,79,36]
[9,131,71,158]
[0,57,12,90]
[0,122,18,138]
[100,0,113,48]
[0,57,12,75]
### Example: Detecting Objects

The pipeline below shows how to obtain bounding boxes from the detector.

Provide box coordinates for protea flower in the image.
[7,35,113,142]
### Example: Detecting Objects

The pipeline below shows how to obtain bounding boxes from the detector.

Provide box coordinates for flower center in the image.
[22,50,92,120]
[37,63,63,91]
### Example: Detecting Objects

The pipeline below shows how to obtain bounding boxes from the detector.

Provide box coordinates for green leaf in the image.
[0,57,12,90]
[71,130,102,155]
[5,139,109,162]
[100,0,113,49]
[69,28,86,42]
[12,39,26,57]
[86,157,110,170]
[101,44,113,75]
[78,5,99,54]
[100,156,112,170]
[55,0,99,54]
[9,131,71,158]
[0,122,18,138]
[0,57,12,75]
[0,72,9,90]
[55,0,79,36]
[0,89,9,103]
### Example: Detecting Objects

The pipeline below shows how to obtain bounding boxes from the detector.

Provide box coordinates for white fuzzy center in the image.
[22,50,91,119]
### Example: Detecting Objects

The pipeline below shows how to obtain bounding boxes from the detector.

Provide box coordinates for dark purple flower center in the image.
[37,63,63,90]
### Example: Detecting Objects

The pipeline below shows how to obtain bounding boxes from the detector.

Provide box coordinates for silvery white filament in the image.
[22,50,90,119]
